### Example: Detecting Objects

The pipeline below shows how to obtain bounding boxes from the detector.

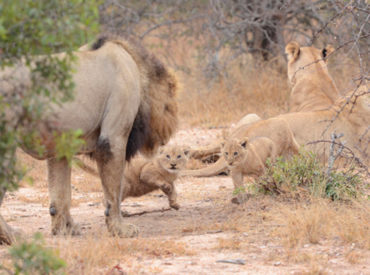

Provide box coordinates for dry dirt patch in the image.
[1,127,369,275]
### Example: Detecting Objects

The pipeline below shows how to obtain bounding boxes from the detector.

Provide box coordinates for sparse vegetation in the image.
[0,0,368,274]
[256,150,363,201]
[271,200,370,249]
[1,233,66,274]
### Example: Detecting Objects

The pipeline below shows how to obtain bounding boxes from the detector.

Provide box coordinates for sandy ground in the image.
[0,127,369,275]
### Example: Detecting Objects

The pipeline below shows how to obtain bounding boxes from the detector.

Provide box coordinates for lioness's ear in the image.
[285,41,300,61]
[240,137,249,148]
[322,45,335,61]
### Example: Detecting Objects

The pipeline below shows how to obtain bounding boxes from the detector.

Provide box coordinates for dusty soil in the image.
[1,127,369,275]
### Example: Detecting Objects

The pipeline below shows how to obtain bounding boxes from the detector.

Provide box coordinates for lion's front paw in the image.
[51,218,81,236]
[107,218,139,238]
[170,202,180,210]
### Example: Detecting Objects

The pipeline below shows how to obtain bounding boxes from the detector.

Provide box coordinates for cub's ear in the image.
[158,147,165,154]
[285,41,300,61]
[183,146,191,156]
[240,137,249,148]
[322,44,335,61]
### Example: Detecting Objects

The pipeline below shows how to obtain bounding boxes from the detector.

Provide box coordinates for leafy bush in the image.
[0,233,66,274]
[255,150,363,201]
[0,0,100,190]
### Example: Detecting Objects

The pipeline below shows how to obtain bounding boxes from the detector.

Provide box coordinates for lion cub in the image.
[222,137,283,204]
[121,146,189,211]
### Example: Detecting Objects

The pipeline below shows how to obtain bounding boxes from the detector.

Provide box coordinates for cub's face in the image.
[222,139,247,168]
[157,146,189,173]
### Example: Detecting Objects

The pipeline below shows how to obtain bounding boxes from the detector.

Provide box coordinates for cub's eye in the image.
[234,152,238,156]
[166,155,170,159]
[225,152,228,156]
[177,155,182,159]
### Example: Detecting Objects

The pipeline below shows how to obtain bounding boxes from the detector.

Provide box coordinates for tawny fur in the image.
[285,41,340,112]
[183,90,369,178]
[122,146,189,211]
[0,34,179,241]
[182,117,300,177]
[277,91,369,165]
[187,113,261,164]
[187,43,341,165]
[222,137,277,204]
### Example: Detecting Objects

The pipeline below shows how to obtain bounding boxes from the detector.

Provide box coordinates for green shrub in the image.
[1,233,66,275]
[255,149,363,201]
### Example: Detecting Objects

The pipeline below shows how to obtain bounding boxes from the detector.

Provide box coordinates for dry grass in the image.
[15,194,49,206]
[284,249,328,265]
[215,237,241,250]
[270,199,370,249]
[300,266,329,275]
[53,233,194,273]
[16,151,48,189]
[4,32,367,275]
[178,62,290,128]
[345,249,365,265]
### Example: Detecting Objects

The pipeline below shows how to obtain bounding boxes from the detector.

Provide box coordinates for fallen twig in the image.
[121,207,172,217]
[216,259,246,265]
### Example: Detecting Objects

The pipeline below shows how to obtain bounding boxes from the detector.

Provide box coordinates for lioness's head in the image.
[157,146,189,173]
[285,41,335,83]
[221,138,248,167]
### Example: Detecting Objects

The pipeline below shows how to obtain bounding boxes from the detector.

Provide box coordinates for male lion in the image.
[0,35,179,242]
[285,41,340,112]
[121,145,189,213]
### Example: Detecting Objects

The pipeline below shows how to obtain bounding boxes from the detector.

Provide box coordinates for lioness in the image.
[121,146,189,212]
[187,42,341,165]
[222,137,277,204]
[285,41,340,112]
[182,91,369,178]
[0,34,179,243]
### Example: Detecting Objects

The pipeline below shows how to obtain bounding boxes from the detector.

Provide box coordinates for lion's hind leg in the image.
[290,135,301,155]
[47,158,80,235]
[95,137,138,238]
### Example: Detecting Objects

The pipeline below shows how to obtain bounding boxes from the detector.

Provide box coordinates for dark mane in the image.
[90,34,168,81]
[91,36,109,50]
[90,34,178,160]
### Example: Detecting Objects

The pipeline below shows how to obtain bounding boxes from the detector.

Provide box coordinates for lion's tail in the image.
[180,158,228,178]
